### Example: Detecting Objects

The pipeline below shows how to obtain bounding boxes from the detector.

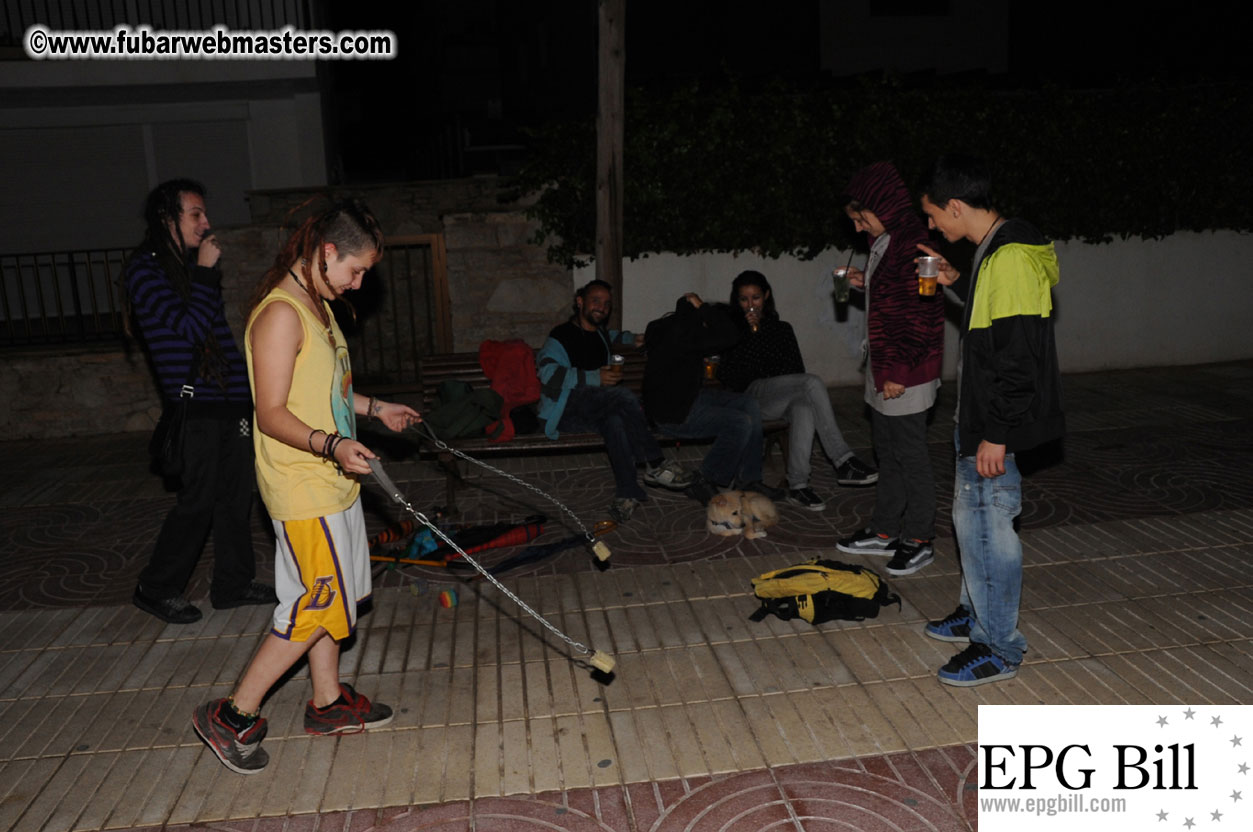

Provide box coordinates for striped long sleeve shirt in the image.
[126,251,250,404]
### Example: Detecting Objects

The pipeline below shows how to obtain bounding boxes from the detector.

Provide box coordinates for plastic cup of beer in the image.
[917,256,940,296]
[704,355,720,380]
[832,267,851,303]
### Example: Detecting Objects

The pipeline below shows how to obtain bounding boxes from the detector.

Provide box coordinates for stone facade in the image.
[7,176,575,439]
[246,178,574,351]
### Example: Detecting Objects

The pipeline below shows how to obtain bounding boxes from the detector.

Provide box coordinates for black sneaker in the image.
[192,699,269,774]
[133,588,202,624]
[684,471,719,505]
[835,457,879,486]
[925,605,973,643]
[835,527,898,556]
[937,642,1019,687]
[739,480,786,501]
[885,539,934,576]
[211,581,278,610]
[786,487,827,511]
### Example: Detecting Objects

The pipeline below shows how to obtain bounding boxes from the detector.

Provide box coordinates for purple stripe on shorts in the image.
[319,515,356,635]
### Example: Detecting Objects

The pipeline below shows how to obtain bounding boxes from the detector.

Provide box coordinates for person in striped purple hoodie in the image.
[125,180,275,624]
[834,162,945,577]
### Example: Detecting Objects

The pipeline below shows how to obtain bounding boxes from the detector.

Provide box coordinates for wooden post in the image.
[596,0,625,330]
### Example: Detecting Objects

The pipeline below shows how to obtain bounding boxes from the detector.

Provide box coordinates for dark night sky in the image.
[321,2,1249,183]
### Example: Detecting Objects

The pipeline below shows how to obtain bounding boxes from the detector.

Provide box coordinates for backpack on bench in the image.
[749,558,900,625]
[424,380,505,440]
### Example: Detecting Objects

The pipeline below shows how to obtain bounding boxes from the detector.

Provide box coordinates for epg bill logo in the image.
[978,706,1249,831]
[982,742,1195,790]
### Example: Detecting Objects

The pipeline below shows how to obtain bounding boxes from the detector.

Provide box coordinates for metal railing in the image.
[1,0,319,49]
[0,248,131,347]
[335,234,451,391]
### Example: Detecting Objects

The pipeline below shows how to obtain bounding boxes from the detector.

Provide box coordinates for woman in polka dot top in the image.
[717,270,879,511]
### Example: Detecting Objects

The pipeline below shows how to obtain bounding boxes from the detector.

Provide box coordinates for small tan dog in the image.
[706,491,779,539]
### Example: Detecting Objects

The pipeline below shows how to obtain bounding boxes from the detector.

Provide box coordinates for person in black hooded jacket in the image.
[642,293,783,503]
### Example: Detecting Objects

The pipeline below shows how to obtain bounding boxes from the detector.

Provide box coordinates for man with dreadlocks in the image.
[126,179,276,624]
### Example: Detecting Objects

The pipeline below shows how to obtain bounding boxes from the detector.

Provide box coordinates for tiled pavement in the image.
[1,361,1252,832]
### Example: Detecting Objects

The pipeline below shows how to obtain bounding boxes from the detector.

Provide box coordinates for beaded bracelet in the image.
[367,396,378,422]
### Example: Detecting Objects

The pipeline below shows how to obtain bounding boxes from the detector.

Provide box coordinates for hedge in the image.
[509,76,1253,267]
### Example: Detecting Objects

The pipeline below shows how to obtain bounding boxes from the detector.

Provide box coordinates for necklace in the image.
[287,267,337,349]
[977,214,1005,247]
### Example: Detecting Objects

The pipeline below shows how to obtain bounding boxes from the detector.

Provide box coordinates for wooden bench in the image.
[412,347,787,512]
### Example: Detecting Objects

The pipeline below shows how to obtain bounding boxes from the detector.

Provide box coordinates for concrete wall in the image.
[576,230,1253,385]
[1,49,325,253]
[247,178,574,352]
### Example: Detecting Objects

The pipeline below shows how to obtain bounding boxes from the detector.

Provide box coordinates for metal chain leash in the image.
[412,422,595,543]
[368,457,592,658]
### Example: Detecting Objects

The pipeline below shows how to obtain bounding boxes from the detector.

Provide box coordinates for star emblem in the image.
[1232,736,1243,748]
[1158,715,1169,728]
[1212,716,1224,728]
[1157,809,1169,821]
[1210,809,1222,822]
[1232,790,1243,802]
[1239,763,1249,775]
[1184,818,1195,829]
[1183,708,1195,720]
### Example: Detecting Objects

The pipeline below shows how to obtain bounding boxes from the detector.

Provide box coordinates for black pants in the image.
[558,385,661,500]
[869,409,936,541]
[138,412,257,600]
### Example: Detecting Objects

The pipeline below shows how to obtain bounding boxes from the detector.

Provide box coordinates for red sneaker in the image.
[192,699,269,774]
[304,683,394,735]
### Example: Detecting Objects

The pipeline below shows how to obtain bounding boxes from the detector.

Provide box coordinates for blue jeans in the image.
[657,389,763,486]
[558,385,661,500]
[952,449,1028,665]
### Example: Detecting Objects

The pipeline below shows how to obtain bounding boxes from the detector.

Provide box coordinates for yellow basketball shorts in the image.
[270,498,371,642]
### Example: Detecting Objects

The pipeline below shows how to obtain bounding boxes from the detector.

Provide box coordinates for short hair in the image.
[573,279,613,315]
[918,153,993,210]
[729,270,778,322]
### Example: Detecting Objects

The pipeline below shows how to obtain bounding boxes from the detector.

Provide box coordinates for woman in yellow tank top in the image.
[192,200,420,774]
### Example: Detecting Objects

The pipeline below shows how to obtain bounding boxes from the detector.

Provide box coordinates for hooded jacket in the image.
[958,218,1065,455]
[642,299,742,424]
[844,162,944,392]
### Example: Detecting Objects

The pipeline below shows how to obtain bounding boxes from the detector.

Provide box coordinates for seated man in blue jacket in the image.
[537,280,693,522]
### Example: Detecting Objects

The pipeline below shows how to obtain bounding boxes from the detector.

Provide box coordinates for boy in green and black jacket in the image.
[915,153,1065,687]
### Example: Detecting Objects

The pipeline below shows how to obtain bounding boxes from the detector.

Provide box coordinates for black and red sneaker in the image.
[304,683,394,735]
[192,699,269,774]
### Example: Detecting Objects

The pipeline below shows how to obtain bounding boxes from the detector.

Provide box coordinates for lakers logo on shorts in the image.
[273,512,368,642]
[306,576,338,610]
